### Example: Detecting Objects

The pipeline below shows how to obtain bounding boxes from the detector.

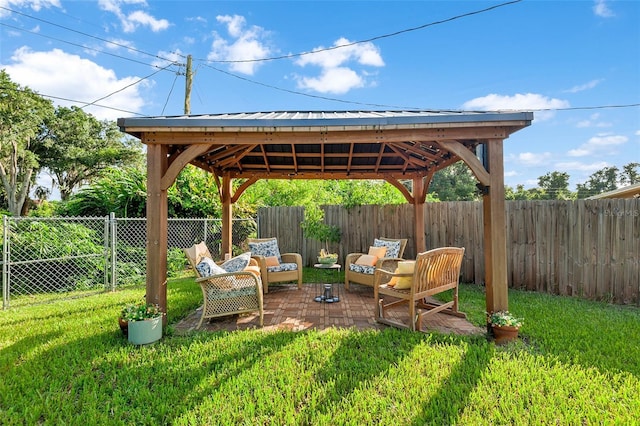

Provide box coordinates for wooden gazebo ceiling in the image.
[118,110,533,181]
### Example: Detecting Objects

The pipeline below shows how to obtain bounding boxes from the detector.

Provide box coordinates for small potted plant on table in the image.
[302,204,341,265]
[120,301,164,345]
[488,310,523,344]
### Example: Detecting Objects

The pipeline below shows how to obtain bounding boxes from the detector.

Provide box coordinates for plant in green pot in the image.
[120,301,164,345]
[488,310,523,344]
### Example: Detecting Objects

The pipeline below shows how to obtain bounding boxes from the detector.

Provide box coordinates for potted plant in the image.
[301,204,341,265]
[120,301,164,345]
[488,310,523,344]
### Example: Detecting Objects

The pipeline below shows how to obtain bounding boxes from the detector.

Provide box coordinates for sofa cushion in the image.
[196,256,227,277]
[221,252,251,272]
[267,262,298,273]
[373,239,401,258]
[348,263,375,275]
[248,239,282,263]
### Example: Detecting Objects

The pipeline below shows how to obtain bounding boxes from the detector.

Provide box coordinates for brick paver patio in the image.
[174,282,485,336]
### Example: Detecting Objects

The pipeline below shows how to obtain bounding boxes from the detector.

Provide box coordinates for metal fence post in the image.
[203,218,208,245]
[2,216,9,309]
[109,213,117,291]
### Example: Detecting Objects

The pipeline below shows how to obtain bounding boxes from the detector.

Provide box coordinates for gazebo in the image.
[118,110,533,323]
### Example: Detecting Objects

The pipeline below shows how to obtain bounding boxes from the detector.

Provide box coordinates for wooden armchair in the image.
[183,242,263,329]
[344,238,407,291]
[374,247,466,332]
[247,238,302,293]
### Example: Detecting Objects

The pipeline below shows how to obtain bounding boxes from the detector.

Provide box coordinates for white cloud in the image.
[0,0,61,17]
[462,93,570,121]
[3,47,147,120]
[294,37,384,94]
[565,79,604,93]
[554,160,610,172]
[297,67,364,95]
[126,10,170,32]
[575,113,611,128]
[567,133,628,157]
[593,0,615,18]
[97,0,170,33]
[516,151,553,166]
[207,15,272,75]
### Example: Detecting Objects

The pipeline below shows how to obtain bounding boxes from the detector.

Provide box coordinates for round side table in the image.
[313,263,342,303]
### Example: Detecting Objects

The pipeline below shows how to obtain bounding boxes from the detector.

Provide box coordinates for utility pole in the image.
[184,54,192,115]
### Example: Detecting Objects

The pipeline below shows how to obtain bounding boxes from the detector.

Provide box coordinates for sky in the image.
[1,0,639,195]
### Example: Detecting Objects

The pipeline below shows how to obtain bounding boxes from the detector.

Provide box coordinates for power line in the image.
[200,62,425,110]
[197,0,523,64]
[0,86,144,116]
[0,5,183,66]
[197,64,640,112]
[0,21,172,70]
[80,61,178,110]
[162,70,181,116]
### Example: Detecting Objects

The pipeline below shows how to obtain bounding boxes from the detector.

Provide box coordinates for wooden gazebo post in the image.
[482,139,509,318]
[221,174,233,259]
[145,142,169,322]
[413,176,427,253]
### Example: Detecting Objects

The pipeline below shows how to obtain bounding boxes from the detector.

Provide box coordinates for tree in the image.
[505,184,534,200]
[60,166,147,217]
[0,70,55,215]
[536,171,574,200]
[620,162,639,186]
[37,106,143,201]
[428,161,480,201]
[577,166,620,199]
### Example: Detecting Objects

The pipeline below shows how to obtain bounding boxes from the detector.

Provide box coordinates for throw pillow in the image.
[373,239,401,259]
[388,260,415,289]
[248,239,282,263]
[265,256,280,267]
[221,252,251,272]
[355,254,378,267]
[368,246,387,259]
[196,257,227,277]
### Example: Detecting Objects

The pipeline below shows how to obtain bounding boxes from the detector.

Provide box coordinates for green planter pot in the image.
[127,316,162,345]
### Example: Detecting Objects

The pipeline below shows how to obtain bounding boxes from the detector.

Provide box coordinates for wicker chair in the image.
[183,242,263,329]
[344,237,408,291]
[374,247,466,331]
[247,238,303,293]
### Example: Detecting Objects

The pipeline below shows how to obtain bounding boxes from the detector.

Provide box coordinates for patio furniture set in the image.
[183,237,466,332]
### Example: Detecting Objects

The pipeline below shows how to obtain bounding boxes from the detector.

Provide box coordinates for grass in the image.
[1,272,639,425]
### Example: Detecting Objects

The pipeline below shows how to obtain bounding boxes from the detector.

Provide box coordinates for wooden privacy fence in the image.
[256,199,640,305]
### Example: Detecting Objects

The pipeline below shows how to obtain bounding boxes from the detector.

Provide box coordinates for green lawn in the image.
[1,274,638,425]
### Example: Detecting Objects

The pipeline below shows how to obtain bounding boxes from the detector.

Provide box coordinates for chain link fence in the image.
[1,215,256,308]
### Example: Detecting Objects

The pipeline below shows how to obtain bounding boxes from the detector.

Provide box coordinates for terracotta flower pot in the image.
[118,317,128,337]
[492,324,519,344]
